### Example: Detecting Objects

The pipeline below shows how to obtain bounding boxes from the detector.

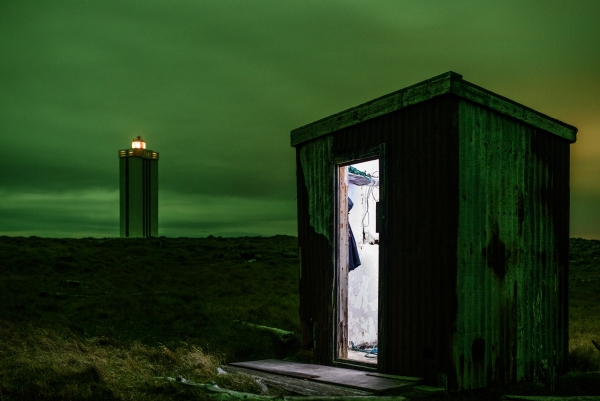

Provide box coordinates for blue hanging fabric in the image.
[348,197,361,271]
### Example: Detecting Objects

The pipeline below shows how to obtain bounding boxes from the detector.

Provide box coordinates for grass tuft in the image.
[0,320,260,400]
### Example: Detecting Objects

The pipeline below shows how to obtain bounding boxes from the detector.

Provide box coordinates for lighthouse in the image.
[119,136,159,237]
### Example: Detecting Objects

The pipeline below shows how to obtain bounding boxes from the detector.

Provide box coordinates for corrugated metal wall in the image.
[455,100,569,389]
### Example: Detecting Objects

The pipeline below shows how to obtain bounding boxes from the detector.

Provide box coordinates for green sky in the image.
[1,0,599,238]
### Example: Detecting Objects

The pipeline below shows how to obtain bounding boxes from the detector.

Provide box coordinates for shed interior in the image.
[337,159,380,366]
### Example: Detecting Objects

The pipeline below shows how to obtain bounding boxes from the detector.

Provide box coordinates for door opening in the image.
[336,159,380,366]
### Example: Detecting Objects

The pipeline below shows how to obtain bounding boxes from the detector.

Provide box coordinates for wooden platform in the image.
[225,365,373,396]
[229,359,417,393]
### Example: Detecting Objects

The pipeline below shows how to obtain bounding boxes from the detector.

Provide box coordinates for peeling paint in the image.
[299,136,333,241]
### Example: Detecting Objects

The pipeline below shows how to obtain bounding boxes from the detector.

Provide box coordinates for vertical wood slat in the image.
[336,166,349,359]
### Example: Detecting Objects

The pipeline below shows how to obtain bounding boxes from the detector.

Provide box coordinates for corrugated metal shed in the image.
[291,72,576,391]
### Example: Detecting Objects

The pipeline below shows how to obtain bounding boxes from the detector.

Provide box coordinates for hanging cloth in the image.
[348,197,361,271]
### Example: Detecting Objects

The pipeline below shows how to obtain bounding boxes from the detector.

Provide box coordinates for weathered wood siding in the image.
[373,96,459,385]
[293,72,575,391]
[297,136,334,364]
[298,96,460,382]
[454,100,570,389]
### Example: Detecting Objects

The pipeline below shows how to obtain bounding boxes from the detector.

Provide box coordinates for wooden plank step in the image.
[229,359,417,392]
[225,365,373,396]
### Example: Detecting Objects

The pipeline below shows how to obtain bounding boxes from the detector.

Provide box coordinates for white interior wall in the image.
[347,159,379,346]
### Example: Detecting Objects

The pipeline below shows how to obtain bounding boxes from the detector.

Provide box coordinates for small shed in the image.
[290,72,577,391]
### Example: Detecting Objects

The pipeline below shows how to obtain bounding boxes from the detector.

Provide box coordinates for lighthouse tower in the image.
[119,136,159,237]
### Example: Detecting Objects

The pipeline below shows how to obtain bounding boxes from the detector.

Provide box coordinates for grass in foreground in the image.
[0,235,300,400]
[0,320,262,401]
[0,236,599,400]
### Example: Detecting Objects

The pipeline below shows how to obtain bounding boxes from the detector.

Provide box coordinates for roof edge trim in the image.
[450,80,577,142]
[290,72,577,146]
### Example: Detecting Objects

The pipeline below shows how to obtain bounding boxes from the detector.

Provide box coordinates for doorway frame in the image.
[332,144,387,371]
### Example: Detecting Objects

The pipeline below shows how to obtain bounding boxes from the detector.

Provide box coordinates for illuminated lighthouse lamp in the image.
[132,136,146,149]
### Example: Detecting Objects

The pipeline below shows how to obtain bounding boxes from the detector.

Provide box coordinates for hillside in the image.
[0,235,300,360]
[0,235,599,400]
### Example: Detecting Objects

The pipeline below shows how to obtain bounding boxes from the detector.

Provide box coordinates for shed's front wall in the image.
[297,96,461,384]
[455,100,569,390]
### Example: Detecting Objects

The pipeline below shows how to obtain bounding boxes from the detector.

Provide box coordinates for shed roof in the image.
[291,72,577,147]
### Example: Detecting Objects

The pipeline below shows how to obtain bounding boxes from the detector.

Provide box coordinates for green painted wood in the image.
[454,100,568,389]
[451,81,576,142]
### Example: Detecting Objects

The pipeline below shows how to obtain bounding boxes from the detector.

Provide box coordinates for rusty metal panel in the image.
[455,100,570,390]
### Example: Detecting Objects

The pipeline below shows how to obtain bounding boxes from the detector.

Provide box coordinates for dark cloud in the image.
[0,0,599,238]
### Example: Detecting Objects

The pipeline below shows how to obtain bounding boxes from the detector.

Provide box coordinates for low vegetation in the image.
[0,235,599,400]
[0,235,299,400]
[567,238,600,372]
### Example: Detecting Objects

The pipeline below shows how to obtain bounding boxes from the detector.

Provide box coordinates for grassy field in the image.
[0,235,599,400]
[0,235,299,400]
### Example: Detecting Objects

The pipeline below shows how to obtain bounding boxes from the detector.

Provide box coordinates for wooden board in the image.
[225,366,372,396]
[229,359,416,392]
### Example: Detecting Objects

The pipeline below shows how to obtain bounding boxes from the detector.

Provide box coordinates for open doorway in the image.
[336,159,380,366]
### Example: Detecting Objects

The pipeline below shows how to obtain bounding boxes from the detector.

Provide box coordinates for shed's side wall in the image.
[455,100,569,390]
